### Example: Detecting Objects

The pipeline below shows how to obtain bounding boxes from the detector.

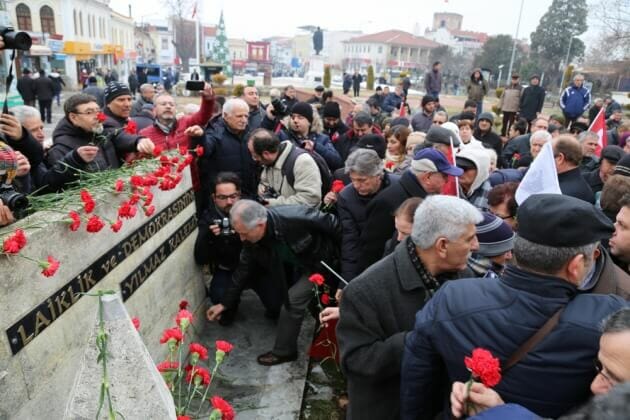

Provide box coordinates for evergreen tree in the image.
[211,11,232,75]
[530,0,587,86]
[473,35,523,78]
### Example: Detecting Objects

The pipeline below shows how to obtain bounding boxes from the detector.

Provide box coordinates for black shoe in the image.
[257,351,297,366]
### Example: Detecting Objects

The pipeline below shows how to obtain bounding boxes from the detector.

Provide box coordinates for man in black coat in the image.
[352,71,362,97]
[359,148,463,272]
[127,70,139,97]
[321,102,348,143]
[334,111,378,162]
[17,69,36,106]
[338,195,482,420]
[553,135,595,203]
[401,194,627,419]
[206,200,341,366]
[519,74,546,124]
[33,69,54,124]
[474,112,503,166]
[502,116,549,165]
[583,146,625,194]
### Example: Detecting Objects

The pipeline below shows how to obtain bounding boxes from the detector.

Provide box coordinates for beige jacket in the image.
[499,84,522,112]
[258,141,322,207]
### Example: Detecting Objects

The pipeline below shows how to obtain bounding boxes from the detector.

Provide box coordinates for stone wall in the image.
[0,169,205,419]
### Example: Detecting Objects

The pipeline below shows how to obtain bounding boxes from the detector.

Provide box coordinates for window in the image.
[92,15,96,38]
[40,6,55,34]
[79,11,83,36]
[16,4,32,31]
[73,9,77,35]
[87,14,92,37]
[161,37,168,50]
[391,46,398,56]
[378,46,382,54]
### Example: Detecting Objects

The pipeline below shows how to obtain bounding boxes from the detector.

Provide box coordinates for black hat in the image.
[355,134,386,159]
[601,145,625,164]
[390,117,410,128]
[314,85,325,92]
[22,68,31,74]
[104,81,132,104]
[478,112,494,123]
[614,154,630,177]
[290,102,314,124]
[376,86,382,91]
[570,122,589,133]
[426,126,460,147]
[459,111,476,121]
[455,156,477,170]
[322,102,341,119]
[530,74,540,80]
[517,194,613,247]
[422,95,436,107]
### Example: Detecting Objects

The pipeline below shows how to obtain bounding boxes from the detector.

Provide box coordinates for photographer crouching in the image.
[194,172,243,325]
[0,142,29,227]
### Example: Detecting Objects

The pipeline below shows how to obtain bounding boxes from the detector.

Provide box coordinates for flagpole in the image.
[449,135,459,198]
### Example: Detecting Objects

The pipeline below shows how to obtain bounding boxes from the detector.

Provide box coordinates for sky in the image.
[111,0,563,42]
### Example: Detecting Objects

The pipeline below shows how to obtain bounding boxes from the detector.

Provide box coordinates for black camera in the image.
[0,26,32,51]
[212,217,232,236]
[0,183,28,219]
[270,98,288,118]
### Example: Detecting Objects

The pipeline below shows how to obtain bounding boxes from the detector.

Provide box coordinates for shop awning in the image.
[28,45,52,56]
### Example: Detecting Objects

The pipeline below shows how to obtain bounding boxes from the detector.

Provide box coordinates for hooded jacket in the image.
[467,70,488,102]
[457,146,492,210]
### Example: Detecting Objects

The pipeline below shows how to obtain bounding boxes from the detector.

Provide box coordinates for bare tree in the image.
[591,0,630,57]
[163,0,196,72]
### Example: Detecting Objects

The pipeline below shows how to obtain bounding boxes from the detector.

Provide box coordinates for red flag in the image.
[441,143,459,196]
[399,100,407,117]
[589,108,608,157]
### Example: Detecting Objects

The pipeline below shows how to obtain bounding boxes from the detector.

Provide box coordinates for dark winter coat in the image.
[382,93,403,114]
[127,73,139,92]
[333,126,382,163]
[323,121,349,143]
[579,155,599,173]
[17,75,35,101]
[43,117,137,191]
[518,85,545,120]
[220,205,341,310]
[338,239,460,420]
[560,84,591,119]
[360,170,428,272]
[337,172,398,283]
[83,84,105,109]
[502,133,531,164]
[558,167,595,204]
[248,105,266,129]
[474,128,503,167]
[131,96,152,117]
[352,74,363,88]
[583,168,604,194]
[5,127,44,169]
[193,204,242,271]
[591,245,630,299]
[467,77,488,102]
[588,104,602,123]
[277,129,342,170]
[400,265,628,419]
[48,73,65,95]
[201,117,257,197]
[605,100,622,119]
[410,110,434,133]
[33,76,55,101]
[132,110,155,131]
[424,69,442,94]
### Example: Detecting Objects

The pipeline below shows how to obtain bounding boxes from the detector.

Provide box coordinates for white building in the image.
[423,12,488,56]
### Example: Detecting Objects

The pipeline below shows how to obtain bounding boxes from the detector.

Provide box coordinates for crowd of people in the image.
[2,63,630,419]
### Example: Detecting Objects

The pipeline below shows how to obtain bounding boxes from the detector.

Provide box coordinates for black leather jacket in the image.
[221,205,341,309]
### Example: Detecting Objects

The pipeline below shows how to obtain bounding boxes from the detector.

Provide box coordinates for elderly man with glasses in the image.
[44,93,154,192]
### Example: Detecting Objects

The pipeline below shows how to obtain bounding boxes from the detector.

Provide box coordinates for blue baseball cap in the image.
[411,148,464,177]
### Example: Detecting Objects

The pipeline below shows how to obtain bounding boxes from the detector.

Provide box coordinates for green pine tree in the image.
[211,11,232,75]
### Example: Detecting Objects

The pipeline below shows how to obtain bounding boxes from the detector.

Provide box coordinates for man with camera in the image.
[248,128,322,208]
[206,199,341,366]
[194,172,243,324]
[0,141,31,226]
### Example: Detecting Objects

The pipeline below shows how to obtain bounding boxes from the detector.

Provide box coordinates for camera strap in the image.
[3,49,16,114]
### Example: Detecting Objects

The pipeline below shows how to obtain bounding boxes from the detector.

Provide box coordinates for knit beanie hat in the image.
[475,212,515,257]
[614,154,630,177]
[290,102,314,124]
[0,141,18,184]
[322,102,341,119]
[478,112,495,123]
[355,134,386,159]
[104,81,131,104]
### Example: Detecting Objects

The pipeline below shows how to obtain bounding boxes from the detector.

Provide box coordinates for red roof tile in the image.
[449,29,488,43]
[346,30,440,48]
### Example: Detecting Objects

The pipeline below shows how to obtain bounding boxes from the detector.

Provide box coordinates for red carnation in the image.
[176,309,194,329]
[41,256,60,277]
[130,175,144,187]
[185,365,211,386]
[13,228,27,248]
[143,174,158,186]
[216,340,234,354]
[144,205,155,217]
[321,293,330,305]
[177,416,191,420]
[159,155,170,165]
[179,145,188,156]
[189,342,209,360]
[83,199,95,213]
[68,211,81,231]
[308,273,325,286]
[179,299,189,309]
[152,144,164,157]
[2,238,20,254]
[132,317,140,330]
[124,120,137,134]
[143,191,154,207]
[464,348,502,387]
[96,112,107,123]
[331,180,345,194]
[114,179,124,192]
[156,361,179,372]
[171,156,180,164]
[195,145,204,157]
[129,193,141,205]
[118,202,137,219]
[183,154,194,165]
[111,219,123,232]
[80,189,94,203]
[385,161,395,170]
[210,396,235,420]
[159,327,183,345]
[86,215,105,233]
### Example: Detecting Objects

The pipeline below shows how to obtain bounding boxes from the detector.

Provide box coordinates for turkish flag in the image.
[589,108,608,157]
[441,145,459,196]
[399,100,407,117]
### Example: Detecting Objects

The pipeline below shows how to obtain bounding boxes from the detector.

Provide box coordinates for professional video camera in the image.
[0,183,28,219]
[0,26,32,50]
[270,98,288,118]
[212,217,232,236]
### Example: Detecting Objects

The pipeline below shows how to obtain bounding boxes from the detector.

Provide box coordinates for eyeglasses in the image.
[433,121,444,125]
[215,193,240,200]
[73,109,101,116]
[594,358,619,387]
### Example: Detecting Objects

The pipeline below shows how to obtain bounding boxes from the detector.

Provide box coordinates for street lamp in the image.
[507,0,525,80]
[497,64,504,89]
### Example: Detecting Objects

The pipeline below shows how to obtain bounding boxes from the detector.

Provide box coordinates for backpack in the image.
[281,144,333,198]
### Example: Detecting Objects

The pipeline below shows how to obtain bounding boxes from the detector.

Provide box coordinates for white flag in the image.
[515,141,561,205]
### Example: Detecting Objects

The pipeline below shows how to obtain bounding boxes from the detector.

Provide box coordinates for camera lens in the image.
[13,32,32,50]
